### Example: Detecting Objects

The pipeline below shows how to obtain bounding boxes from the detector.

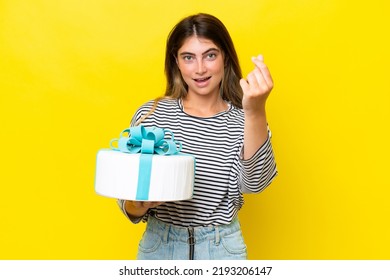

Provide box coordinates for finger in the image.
[252,58,273,86]
[251,56,274,88]
[143,201,163,208]
[239,78,250,93]
[130,201,152,208]
[131,201,141,207]
[246,71,260,93]
[252,68,269,92]
[142,202,156,208]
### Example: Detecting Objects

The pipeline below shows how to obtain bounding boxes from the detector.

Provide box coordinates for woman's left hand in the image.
[239,54,274,115]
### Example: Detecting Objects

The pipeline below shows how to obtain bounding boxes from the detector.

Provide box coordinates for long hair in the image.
[136,13,243,125]
[165,13,243,108]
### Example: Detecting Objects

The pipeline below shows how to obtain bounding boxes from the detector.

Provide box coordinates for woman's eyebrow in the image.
[179,48,220,56]
[202,48,220,55]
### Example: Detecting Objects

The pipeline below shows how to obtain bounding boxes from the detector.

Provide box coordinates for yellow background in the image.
[1,0,389,259]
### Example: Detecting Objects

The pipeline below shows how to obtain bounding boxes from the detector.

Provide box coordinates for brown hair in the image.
[137,13,243,125]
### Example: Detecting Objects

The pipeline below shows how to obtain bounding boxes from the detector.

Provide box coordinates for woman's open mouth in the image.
[193,76,211,87]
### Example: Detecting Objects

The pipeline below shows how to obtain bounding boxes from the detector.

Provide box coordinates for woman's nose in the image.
[196,59,206,74]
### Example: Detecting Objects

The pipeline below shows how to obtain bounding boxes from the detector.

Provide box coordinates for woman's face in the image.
[176,36,224,98]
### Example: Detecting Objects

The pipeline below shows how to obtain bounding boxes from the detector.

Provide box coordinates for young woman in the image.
[117,13,277,260]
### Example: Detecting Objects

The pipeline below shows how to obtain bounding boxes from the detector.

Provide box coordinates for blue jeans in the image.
[137,215,247,260]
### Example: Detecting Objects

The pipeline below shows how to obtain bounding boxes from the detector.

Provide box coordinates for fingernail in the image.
[258,54,264,61]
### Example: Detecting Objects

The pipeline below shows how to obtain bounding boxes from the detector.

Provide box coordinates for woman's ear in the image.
[174,56,181,71]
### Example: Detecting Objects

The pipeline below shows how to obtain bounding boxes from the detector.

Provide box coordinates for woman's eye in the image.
[183,55,193,61]
[206,53,217,60]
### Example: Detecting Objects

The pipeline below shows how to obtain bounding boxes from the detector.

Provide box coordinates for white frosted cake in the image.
[95,149,195,201]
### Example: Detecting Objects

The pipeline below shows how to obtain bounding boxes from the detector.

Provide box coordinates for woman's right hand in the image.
[124,200,164,218]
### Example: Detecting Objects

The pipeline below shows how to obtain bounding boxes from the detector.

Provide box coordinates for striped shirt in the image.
[118,98,277,227]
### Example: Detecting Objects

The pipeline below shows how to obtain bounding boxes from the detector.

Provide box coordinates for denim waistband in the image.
[146,215,241,245]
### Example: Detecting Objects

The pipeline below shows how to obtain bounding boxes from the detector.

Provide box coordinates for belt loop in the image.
[163,223,169,244]
[215,225,220,246]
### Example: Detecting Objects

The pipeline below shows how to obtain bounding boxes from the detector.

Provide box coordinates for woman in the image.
[117,13,277,260]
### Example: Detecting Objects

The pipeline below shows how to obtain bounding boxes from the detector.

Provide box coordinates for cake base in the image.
[95,149,195,201]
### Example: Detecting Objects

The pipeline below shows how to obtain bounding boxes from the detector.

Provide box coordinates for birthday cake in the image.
[94,126,195,201]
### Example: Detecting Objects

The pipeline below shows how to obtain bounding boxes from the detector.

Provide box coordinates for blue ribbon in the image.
[110,126,182,200]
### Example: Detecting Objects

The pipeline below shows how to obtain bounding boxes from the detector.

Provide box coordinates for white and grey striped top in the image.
[118,98,277,227]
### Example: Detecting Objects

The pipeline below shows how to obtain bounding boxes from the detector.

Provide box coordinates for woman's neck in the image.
[182,94,228,117]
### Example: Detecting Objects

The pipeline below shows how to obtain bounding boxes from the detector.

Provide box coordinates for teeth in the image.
[195,77,210,82]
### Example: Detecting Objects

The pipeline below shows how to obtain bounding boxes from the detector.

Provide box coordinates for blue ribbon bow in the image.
[110,126,182,200]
